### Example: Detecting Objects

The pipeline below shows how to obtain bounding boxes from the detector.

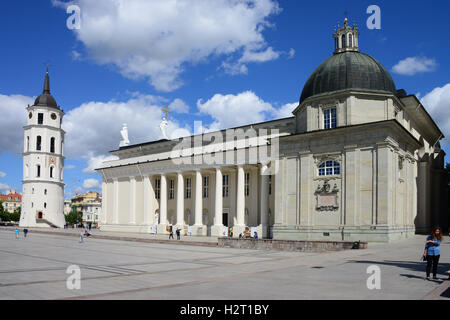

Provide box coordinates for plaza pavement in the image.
[0,228,448,300]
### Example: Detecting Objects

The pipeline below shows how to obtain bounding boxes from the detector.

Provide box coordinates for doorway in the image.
[222,213,229,227]
[37,211,43,219]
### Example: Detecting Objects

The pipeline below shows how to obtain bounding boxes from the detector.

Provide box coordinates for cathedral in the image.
[96,19,448,242]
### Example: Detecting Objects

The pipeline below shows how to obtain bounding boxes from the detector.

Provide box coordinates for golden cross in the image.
[162,105,171,121]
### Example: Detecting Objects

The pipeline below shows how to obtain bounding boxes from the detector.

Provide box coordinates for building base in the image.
[272,225,416,243]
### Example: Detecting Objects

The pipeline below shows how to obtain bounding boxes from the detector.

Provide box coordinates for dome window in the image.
[324,108,337,129]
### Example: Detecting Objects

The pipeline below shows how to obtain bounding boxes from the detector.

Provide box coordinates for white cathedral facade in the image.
[20,71,66,228]
[93,20,445,242]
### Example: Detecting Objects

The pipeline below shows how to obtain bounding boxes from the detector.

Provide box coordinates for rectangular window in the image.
[223,175,229,198]
[38,113,44,125]
[155,179,161,200]
[244,173,250,197]
[169,180,175,200]
[203,176,209,198]
[185,178,191,199]
[324,108,337,129]
[37,165,41,178]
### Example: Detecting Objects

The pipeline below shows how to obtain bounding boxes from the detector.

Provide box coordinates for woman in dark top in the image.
[424,227,442,280]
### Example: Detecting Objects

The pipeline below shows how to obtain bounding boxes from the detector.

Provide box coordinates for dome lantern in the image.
[333,17,359,54]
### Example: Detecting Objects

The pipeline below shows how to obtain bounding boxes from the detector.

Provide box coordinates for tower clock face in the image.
[28,112,32,119]
[51,113,57,120]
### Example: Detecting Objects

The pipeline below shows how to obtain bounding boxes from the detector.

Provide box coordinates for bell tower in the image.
[20,70,66,228]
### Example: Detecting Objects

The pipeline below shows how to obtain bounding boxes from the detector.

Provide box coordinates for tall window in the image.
[27,136,30,152]
[269,176,272,195]
[36,136,42,151]
[185,178,191,199]
[348,33,353,47]
[223,175,229,198]
[318,161,341,176]
[50,166,54,179]
[324,108,337,129]
[341,34,346,48]
[244,173,250,197]
[169,180,175,199]
[203,176,209,198]
[38,113,44,125]
[36,165,41,178]
[155,179,161,200]
[50,137,55,153]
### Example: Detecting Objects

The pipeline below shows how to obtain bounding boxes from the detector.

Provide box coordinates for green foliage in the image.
[65,210,83,224]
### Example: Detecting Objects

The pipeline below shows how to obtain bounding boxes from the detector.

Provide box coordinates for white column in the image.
[160,174,167,227]
[101,180,107,225]
[143,175,154,225]
[113,178,119,224]
[214,167,223,227]
[176,172,184,227]
[129,176,136,224]
[236,165,245,226]
[194,170,203,226]
[260,164,270,237]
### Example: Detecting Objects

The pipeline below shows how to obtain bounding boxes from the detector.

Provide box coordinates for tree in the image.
[65,209,82,225]
[0,201,7,222]
[9,207,21,222]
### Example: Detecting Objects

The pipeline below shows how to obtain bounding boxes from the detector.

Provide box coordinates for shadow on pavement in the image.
[348,260,450,277]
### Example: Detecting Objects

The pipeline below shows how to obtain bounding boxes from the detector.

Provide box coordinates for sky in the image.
[0,0,449,199]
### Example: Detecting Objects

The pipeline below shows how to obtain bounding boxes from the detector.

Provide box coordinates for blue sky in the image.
[0,0,449,199]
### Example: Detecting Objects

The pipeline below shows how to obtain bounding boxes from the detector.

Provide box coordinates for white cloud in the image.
[392,57,437,76]
[82,178,101,189]
[62,93,190,171]
[0,172,6,178]
[240,47,281,64]
[0,94,34,155]
[55,0,282,91]
[63,94,185,158]
[168,98,189,114]
[421,83,450,146]
[65,165,76,170]
[271,102,298,119]
[197,91,296,131]
[83,154,119,173]
[0,183,10,191]
[197,91,274,131]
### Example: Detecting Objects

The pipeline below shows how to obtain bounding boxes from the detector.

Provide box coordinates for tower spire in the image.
[43,71,50,94]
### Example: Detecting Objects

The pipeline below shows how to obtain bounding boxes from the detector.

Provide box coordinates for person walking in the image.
[79,231,84,243]
[169,226,174,240]
[23,229,28,238]
[176,228,181,240]
[424,226,442,280]
[14,228,19,239]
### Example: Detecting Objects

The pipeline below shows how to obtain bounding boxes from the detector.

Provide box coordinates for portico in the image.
[99,159,274,238]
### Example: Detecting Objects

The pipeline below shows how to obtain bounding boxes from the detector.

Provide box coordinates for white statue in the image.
[160,105,171,140]
[119,123,130,147]
[160,118,169,140]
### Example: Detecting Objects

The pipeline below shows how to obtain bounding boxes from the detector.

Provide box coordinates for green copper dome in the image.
[300,51,397,103]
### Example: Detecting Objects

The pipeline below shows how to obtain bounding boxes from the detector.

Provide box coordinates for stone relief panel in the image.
[314,179,339,212]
